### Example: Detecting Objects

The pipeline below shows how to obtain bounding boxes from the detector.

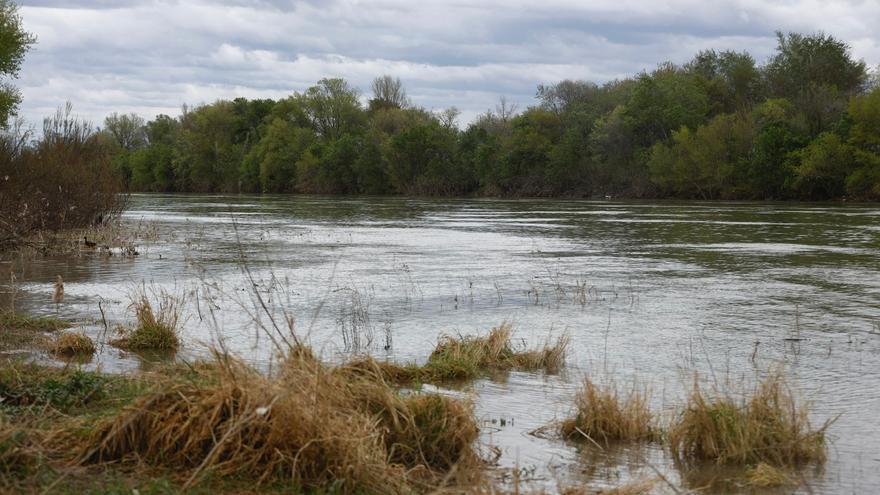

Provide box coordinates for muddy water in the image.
[2,194,879,493]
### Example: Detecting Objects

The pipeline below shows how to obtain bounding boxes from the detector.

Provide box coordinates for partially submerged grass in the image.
[0,311,71,333]
[343,323,568,384]
[82,348,483,493]
[49,331,96,358]
[0,311,74,354]
[668,372,831,467]
[112,291,182,351]
[560,378,655,445]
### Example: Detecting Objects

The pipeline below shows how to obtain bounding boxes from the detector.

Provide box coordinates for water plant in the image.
[48,331,95,357]
[667,372,831,466]
[342,323,569,384]
[111,290,182,351]
[560,378,655,445]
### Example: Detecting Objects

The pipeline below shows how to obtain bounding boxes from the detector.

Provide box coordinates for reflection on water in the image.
[2,194,879,493]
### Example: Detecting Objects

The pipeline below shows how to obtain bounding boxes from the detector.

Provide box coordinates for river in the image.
[3,194,879,493]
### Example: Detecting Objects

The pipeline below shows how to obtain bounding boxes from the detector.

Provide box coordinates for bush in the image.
[0,104,126,245]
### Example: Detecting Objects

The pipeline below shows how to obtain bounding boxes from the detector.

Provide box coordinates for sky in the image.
[12,0,880,127]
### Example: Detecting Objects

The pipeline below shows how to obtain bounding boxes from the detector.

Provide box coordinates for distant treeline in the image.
[102,32,879,200]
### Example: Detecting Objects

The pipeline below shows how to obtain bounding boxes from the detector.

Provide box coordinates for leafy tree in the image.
[0,0,35,126]
[765,32,868,135]
[301,78,366,140]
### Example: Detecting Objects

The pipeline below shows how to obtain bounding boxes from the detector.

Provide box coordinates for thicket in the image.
[101,32,880,201]
[0,105,126,244]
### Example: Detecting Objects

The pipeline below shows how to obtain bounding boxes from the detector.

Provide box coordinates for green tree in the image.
[301,78,366,140]
[0,0,35,126]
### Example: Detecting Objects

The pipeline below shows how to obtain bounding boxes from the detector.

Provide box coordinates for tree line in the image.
[99,32,879,201]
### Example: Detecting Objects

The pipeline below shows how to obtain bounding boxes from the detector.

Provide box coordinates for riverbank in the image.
[0,309,830,494]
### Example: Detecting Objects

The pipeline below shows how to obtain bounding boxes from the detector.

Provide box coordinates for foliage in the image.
[89,31,876,202]
[0,104,127,243]
[0,0,35,126]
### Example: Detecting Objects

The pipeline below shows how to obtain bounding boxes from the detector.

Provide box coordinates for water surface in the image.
[3,194,879,493]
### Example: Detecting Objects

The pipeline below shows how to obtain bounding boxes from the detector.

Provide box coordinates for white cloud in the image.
[11,0,880,126]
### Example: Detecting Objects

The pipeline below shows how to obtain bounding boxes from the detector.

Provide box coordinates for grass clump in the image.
[668,372,831,467]
[48,331,96,357]
[0,311,71,332]
[340,323,567,384]
[82,347,483,493]
[560,378,655,445]
[112,291,182,351]
[424,322,561,380]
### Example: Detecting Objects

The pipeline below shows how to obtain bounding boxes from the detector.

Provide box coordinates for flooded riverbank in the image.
[2,194,879,493]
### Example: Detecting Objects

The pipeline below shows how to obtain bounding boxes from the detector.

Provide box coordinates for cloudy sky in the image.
[13,0,880,126]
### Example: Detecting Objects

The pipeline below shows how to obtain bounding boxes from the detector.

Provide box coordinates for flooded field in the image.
[2,194,879,493]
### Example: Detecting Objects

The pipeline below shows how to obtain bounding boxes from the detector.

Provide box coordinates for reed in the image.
[341,323,568,384]
[82,347,483,493]
[48,331,95,357]
[112,291,182,351]
[560,378,655,444]
[667,372,830,466]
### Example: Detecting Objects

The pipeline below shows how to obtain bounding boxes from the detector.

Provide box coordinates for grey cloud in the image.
[12,0,880,126]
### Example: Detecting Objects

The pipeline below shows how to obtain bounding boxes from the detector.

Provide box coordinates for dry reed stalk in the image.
[82,347,483,493]
[667,371,831,467]
[52,276,64,304]
[561,378,655,444]
[112,290,182,351]
[48,331,95,357]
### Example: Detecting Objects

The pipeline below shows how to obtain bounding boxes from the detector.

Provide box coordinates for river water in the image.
[3,194,879,493]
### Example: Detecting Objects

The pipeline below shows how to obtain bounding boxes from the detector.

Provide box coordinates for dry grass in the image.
[345,323,569,384]
[111,291,182,351]
[668,372,830,467]
[82,347,483,493]
[560,378,655,445]
[48,331,96,357]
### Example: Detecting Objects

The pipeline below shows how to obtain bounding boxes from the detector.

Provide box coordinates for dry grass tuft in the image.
[112,291,182,351]
[82,347,483,493]
[340,324,568,385]
[560,378,655,445]
[48,331,96,357]
[0,419,41,478]
[668,372,830,467]
[423,323,568,381]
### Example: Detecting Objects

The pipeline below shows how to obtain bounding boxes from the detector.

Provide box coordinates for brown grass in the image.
[560,378,655,445]
[111,291,181,351]
[48,331,96,357]
[667,372,831,466]
[82,347,483,493]
[343,323,569,384]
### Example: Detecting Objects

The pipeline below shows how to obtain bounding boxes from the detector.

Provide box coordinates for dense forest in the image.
[96,32,880,201]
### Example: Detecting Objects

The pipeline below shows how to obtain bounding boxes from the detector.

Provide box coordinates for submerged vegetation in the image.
[667,372,831,467]
[560,378,655,445]
[111,291,182,351]
[48,331,96,358]
[345,323,569,384]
